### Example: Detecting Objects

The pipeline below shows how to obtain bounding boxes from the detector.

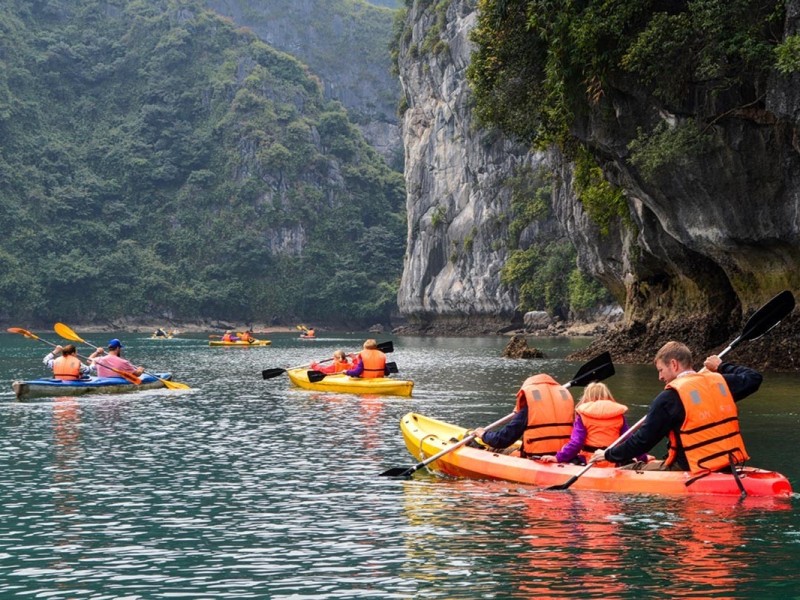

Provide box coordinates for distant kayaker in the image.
[539,382,649,466]
[472,374,574,457]
[593,341,761,475]
[90,338,145,378]
[310,350,353,374]
[43,344,94,380]
[345,339,388,379]
[221,331,240,342]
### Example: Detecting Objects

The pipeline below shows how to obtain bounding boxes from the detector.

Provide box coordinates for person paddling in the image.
[43,344,95,380]
[90,338,144,378]
[473,373,575,457]
[310,350,353,374]
[593,341,761,474]
[345,339,388,379]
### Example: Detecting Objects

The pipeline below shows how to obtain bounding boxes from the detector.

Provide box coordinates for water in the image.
[1,331,799,598]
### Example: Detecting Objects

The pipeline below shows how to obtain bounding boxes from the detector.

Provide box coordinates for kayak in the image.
[298,335,317,340]
[287,368,413,396]
[209,339,271,347]
[398,412,792,497]
[12,373,172,400]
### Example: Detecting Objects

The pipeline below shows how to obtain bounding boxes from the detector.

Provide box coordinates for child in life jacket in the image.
[539,382,649,466]
[310,350,353,374]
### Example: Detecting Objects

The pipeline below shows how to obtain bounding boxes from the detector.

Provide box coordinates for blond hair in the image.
[363,339,378,349]
[653,341,693,368]
[576,381,615,407]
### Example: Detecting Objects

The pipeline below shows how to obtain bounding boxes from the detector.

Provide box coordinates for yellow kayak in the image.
[286,368,413,396]
[209,339,271,347]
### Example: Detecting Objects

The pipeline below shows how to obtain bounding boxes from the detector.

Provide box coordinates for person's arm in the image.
[553,416,586,463]
[604,391,682,463]
[719,363,763,401]
[43,346,62,368]
[476,408,528,449]
[345,359,364,377]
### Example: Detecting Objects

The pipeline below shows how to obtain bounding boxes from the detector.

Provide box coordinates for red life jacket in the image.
[665,372,750,475]
[514,374,574,456]
[576,399,627,451]
[53,355,82,381]
[358,349,386,379]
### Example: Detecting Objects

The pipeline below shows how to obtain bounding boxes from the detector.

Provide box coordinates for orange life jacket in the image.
[359,349,386,379]
[53,355,82,381]
[514,374,574,456]
[575,399,627,451]
[665,372,750,475]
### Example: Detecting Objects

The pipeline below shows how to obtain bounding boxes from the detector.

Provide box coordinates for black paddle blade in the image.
[380,466,414,478]
[737,290,795,345]
[262,368,287,380]
[386,361,398,374]
[377,341,394,354]
[307,370,328,383]
[567,352,614,388]
[547,476,579,491]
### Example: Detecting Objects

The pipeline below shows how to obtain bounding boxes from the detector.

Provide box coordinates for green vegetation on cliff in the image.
[0,0,405,326]
[467,0,784,149]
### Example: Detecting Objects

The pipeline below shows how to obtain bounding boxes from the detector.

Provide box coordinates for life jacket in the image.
[333,358,351,373]
[665,372,749,475]
[53,355,82,381]
[514,374,574,456]
[358,348,386,379]
[222,333,233,342]
[575,399,627,451]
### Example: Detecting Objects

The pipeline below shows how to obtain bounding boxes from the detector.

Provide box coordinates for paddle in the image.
[261,340,395,379]
[53,323,190,390]
[380,351,615,478]
[307,361,399,383]
[547,289,796,491]
[7,327,143,385]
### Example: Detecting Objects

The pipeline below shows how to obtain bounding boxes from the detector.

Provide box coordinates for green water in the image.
[0,331,799,598]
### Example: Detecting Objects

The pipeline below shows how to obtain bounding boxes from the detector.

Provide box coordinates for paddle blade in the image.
[262,368,287,380]
[54,322,85,343]
[737,290,795,345]
[7,327,38,339]
[307,370,328,383]
[117,370,143,385]
[380,466,415,478]
[386,361,399,374]
[160,378,190,390]
[567,352,614,388]
[377,341,394,354]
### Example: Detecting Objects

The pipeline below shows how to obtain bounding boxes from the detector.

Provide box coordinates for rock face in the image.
[204,0,402,166]
[555,2,800,359]
[397,0,800,365]
[395,0,562,332]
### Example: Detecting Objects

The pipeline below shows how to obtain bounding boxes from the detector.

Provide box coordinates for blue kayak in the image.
[11,373,172,400]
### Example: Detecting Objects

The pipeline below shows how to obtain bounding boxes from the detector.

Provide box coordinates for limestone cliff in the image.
[396,0,562,333]
[398,0,800,365]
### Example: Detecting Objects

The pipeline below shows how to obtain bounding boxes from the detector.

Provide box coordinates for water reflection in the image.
[400,479,794,599]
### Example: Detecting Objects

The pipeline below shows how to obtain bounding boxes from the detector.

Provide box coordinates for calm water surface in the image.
[1,331,799,598]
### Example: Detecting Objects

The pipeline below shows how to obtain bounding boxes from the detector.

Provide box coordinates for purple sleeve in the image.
[345,360,364,377]
[555,416,586,462]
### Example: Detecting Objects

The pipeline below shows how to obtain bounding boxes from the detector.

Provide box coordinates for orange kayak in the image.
[399,412,792,497]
